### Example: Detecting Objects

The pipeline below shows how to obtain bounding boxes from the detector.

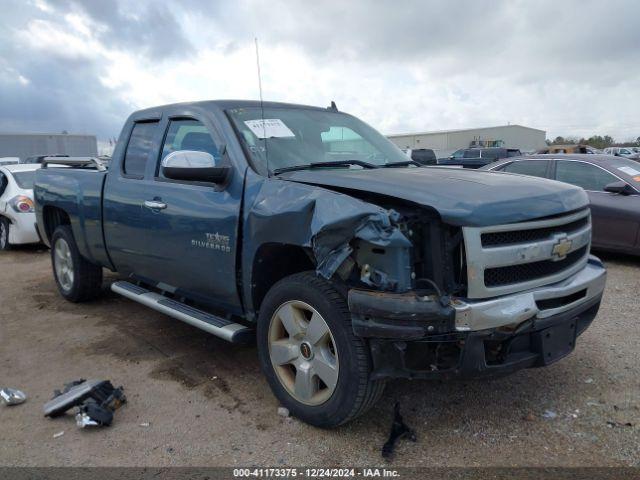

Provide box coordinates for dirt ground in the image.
[0,246,638,467]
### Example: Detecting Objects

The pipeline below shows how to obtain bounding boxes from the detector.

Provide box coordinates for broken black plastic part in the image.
[382,403,416,459]
[44,379,126,419]
[79,399,115,427]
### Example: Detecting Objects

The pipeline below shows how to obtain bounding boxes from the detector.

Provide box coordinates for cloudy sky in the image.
[1,0,639,146]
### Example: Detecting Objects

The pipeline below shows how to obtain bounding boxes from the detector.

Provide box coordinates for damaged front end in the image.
[344,208,606,381]
[246,176,606,382]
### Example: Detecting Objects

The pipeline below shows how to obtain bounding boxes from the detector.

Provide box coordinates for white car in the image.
[603,147,640,160]
[0,157,20,166]
[0,164,41,250]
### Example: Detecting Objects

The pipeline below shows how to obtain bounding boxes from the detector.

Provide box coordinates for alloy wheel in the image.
[268,300,339,405]
[54,238,74,291]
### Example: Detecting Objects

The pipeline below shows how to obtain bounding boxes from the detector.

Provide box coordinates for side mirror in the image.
[161,150,231,184]
[604,181,635,195]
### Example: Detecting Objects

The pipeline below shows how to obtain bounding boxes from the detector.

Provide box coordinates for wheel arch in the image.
[250,242,315,316]
[41,206,71,244]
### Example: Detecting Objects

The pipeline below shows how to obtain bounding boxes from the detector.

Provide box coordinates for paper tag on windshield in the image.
[618,166,640,176]
[244,119,295,139]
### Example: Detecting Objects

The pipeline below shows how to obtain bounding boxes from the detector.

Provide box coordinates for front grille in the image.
[481,215,589,247]
[484,246,588,287]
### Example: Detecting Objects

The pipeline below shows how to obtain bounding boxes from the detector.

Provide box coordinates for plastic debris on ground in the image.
[0,388,27,406]
[381,403,417,459]
[542,410,558,419]
[53,431,64,439]
[43,379,126,429]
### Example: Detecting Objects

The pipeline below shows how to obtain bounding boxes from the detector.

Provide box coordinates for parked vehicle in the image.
[403,148,437,165]
[602,147,640,160]
[482,154,640,255]
[21,154,69,164]
[0,157,20,166]
[537,145,598,154]
[34,100,606,427]
[438,147,521,168]
[0,164,41,250]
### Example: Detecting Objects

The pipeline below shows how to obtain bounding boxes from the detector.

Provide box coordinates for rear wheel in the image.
[51,225,103,302]
[0,217,9,251]
[257,272,385,427]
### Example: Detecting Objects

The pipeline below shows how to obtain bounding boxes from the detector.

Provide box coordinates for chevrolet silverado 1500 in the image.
[34,100,607,427]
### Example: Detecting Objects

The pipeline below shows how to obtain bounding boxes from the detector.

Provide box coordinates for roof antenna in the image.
[328,101,338,112]
[254,37,270,177]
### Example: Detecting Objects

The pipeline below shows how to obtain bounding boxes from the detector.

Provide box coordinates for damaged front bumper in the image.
[348,255,606,380]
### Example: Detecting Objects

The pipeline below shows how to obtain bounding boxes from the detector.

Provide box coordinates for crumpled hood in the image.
[280,167,588,227]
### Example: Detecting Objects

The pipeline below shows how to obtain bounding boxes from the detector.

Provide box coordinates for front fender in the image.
[241,171,411,315]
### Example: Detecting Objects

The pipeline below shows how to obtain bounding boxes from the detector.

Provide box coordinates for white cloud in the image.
[2,0,640,142]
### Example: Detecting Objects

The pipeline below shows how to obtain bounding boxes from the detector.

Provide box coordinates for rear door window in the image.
[503,160,549,178]
[555,161,618,191]
[123,121,159,177]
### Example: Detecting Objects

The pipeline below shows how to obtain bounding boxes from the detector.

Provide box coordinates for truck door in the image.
[103,120,164,279]
[138,117,244,314]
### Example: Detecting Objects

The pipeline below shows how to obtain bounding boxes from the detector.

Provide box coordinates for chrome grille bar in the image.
[463,209,591,299]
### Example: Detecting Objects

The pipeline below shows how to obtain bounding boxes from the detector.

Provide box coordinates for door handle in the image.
[144,200,167,210]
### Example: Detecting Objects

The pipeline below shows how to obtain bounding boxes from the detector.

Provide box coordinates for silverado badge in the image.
[191,232,231,253]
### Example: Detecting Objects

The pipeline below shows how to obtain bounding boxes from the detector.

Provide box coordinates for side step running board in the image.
[111,281,254,344]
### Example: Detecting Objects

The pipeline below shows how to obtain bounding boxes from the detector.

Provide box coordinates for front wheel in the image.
[257,272,385,427]
[51,225,103,302]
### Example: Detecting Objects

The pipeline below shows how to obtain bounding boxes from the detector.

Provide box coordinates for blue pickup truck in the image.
[34,100,607,427]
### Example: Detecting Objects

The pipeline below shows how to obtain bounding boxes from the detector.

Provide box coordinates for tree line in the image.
[546,135,640,150]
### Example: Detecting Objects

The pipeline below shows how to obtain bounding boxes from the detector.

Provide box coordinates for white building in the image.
[387,124,546,157]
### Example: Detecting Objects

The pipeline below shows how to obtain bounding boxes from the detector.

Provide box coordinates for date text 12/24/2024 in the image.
[233,468,401,478]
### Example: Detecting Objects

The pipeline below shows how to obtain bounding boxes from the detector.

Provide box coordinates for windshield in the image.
[12,171,35,189]
[227,107,408,174]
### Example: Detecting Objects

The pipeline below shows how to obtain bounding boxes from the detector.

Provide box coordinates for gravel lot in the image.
[0,247,638,467]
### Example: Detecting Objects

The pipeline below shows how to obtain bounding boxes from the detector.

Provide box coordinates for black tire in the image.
[51,225,103,302]
[0,217,10,251]
[257,271,385,427]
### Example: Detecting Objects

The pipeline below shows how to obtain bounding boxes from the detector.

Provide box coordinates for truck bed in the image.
[34,166,112,269]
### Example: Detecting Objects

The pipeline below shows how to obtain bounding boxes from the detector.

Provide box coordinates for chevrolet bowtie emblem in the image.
[552,237,573,259]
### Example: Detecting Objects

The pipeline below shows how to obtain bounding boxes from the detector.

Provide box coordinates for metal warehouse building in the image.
[0,133,98,161]
[387,125,547,157]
